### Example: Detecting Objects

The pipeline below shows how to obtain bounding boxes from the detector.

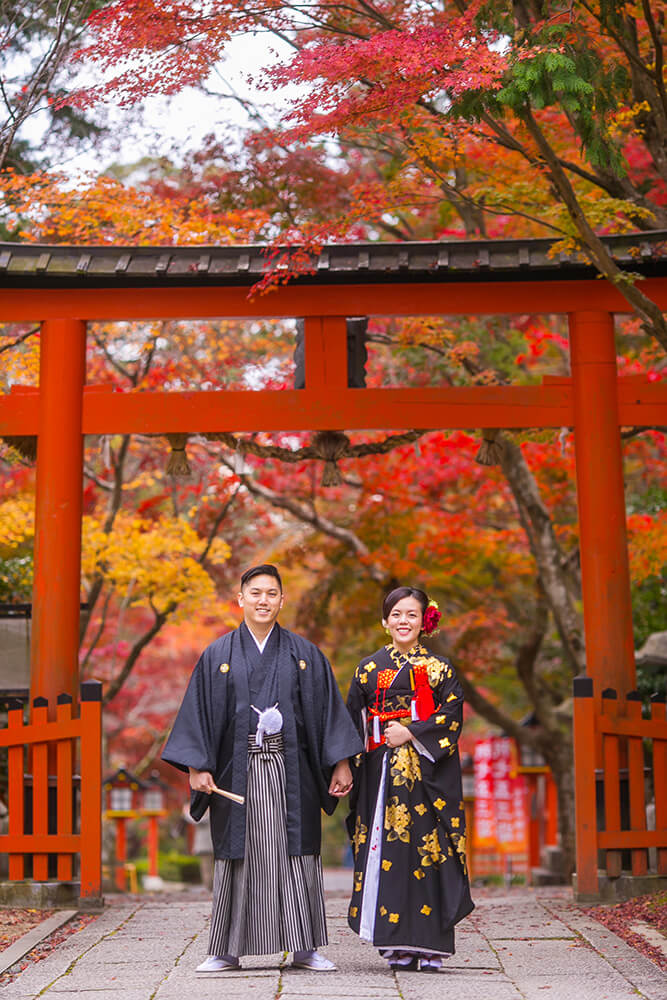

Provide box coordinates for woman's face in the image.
[383,596,423,652]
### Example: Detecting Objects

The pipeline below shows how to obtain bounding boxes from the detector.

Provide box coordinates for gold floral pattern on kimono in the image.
[418,828,446,867]
[385,796,412,843]
[451,831,469,876]
[352,816,368,856]
[390,745,422,791]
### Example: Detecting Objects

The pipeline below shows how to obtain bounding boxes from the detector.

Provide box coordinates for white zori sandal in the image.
[195,955,240,972]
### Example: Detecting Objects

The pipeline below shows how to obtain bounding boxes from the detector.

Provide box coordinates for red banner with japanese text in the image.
[472,738,496,849]
[473,736,529,855]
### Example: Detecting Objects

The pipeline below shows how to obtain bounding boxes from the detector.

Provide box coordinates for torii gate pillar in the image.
[569,311,636,696]
[30,319,87,713]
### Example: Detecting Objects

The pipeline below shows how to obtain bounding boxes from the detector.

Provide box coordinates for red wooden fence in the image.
[0,681,102,901]
[573,677,667,897]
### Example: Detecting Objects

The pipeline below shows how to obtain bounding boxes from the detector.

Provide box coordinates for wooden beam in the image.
[1,380,666,436]
[304,316,348,390]
[1,278,667,322]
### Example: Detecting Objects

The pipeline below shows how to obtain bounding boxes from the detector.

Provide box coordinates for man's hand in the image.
[189,768,216,794]
[329,759,353,797]
[384,721,414,748]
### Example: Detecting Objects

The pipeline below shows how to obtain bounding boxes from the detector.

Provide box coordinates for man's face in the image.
[238,574,284,631]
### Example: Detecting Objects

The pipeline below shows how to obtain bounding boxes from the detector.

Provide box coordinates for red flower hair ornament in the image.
[421,600,441,636]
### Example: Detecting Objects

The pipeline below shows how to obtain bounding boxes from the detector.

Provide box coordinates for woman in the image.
[346,586,474,972]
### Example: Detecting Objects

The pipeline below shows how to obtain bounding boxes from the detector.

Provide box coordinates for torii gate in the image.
[1,233,666,904]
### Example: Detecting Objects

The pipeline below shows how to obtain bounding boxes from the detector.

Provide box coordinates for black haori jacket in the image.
[162,623,363,859]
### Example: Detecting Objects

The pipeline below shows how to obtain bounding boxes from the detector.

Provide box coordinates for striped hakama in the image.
[208,732,327,957]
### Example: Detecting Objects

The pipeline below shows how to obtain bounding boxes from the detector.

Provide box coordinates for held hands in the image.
[189,768,216,794]
[384,721,414,749]
[329,759,353,797]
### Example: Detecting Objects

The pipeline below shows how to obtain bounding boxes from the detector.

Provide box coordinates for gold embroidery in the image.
[449,721,459,731]
[413,868,425,880]
[349,905,358,917]
[451,831,468,875]
[439,737,451,748]
[452,816,460,828]
[420,905,432,916]
[359,672,368,684]
[366,661,378,673]
[414,803,428,816]
[381,859,392,871]
[219,663,230,673]
[380,905,387,916]
[299,659,307,670]
[436,714,446,724]
[385,796,412,843]
[447,692,457,703]
[354,872,363,891]
[352,816,368,856]
[459,800,464,811]
[433,797,446,810]
[418,828,446,867]
[388,913,399,924]
[390,745,422,792]
[426,658,445,685]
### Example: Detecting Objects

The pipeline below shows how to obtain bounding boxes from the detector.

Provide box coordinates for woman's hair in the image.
[382,586,429,621]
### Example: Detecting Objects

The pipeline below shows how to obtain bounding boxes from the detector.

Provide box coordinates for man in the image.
[163,564,362,973]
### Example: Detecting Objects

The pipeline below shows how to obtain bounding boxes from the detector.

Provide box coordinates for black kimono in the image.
[162,622,363,859]
[346,643,474,955]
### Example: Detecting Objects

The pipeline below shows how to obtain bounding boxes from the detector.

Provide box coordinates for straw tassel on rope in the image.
[312,430,349,486]
[165,433,191,476]
[475,428,504,466]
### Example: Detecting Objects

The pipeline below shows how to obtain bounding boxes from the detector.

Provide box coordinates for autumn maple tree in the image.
[1,1,666,872]
[69,0,667,348]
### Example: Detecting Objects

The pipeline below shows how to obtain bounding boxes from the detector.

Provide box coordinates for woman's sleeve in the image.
[406,659,464,763]
[346,669,367,746]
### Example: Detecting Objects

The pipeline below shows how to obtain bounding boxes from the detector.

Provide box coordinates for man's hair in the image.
[240,564,283,592]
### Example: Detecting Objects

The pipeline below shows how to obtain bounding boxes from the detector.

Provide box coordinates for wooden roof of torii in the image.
[1,230,667,289]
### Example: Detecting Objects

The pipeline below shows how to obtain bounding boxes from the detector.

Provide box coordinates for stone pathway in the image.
[3,874,665,999]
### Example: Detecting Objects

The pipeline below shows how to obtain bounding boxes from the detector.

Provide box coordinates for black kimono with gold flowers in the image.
[345,643,474,954]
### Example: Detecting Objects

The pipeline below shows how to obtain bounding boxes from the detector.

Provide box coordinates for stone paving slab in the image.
[541,900,667,1000]
[494,938,625,977]
[2,885,665,999]
[400,976,524,1000]
[470,901,576,940]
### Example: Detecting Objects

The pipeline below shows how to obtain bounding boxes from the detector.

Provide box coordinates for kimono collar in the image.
[386,641,429,667]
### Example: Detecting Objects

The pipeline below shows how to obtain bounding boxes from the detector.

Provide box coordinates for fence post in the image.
[79,681,103,904]
[651,693,667,876]
[7,700,25,881]
[31,697,50,881]
[601,688,621,878]
[573,675,598,897]
[56,693,74,881]
[626,691,648,876]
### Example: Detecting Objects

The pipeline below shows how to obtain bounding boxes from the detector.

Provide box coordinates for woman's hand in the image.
[329,759,353,797]
[188,768,216,794]
[384,721,414,748]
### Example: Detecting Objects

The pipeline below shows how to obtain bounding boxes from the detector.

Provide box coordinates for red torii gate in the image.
[1,234,666,903]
